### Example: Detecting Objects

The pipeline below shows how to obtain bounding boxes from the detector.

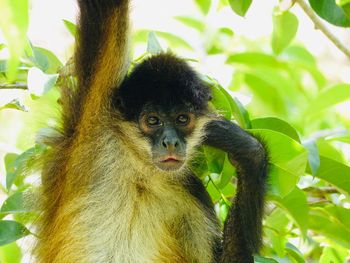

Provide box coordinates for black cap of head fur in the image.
[113,53,211,120]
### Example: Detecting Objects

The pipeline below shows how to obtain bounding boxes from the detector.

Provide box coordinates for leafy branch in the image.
[0,83,28,90]
[295,0,350,60]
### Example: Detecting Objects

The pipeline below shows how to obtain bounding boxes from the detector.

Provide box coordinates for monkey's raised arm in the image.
[204,120,268,263]
[75,0,129,114]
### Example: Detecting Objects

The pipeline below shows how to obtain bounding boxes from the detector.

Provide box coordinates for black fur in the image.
[183,174,223,262]
[113,53,211,120]
[183,174,217,218]
[204,120,268,263]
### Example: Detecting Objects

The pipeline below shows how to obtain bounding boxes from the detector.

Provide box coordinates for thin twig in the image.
[0,83,28,90]
[295,0,350,60]
[303,186,339,197]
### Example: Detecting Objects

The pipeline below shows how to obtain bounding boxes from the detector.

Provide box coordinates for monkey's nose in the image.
[162,137,179,151]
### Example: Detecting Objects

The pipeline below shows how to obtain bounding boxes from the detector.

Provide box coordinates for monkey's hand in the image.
[203,119,268,263]
[204,120,267,172]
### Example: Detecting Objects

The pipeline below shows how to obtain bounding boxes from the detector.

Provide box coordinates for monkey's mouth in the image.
[156,156,185,171]
[162,157,181,162]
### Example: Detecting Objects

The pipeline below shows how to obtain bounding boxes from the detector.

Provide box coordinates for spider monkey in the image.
[35,0,268,262]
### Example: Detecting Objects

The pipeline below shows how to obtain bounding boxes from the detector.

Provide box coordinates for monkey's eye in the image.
[147,116,162,126]
[176,114,189,125]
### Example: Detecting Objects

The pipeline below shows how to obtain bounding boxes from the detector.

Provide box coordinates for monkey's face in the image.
[138,107,197,171]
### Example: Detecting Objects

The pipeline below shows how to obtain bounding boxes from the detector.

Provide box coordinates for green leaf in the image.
[244,73,287,115]
[23,39,33,58]
[250,129,308,177]
[6,145,46,190]
[268,164,299,197]
[269,187,309,235]
[27,67,59,97]
[30,47,63,74]
[267,229,287,257]
[0,0,29,82]
[219,86,251,129]
[0,220,30,246]
[219,27,234,36]
[284,45,316,66]
[154,31,193,51]
[326,133,350,144]
[251,117,300,142]
[4,153,19,190]
[309,0,350,27]
[203,146,226,174]
[303,140,320,176]
[285,243,305,263]
[341,4,350,19]
[265,209,289,257]
[194,0,212,15]
[219,200,230,222]
[228,0,253,17]
[265,209,290,234]
[323,205,350,232]
[174,16,205,32]
[320,246,348,263]
[306,84,350,115]
[272,10,299,54]
[0,242,22,263]
[217,155,236,188]
[315,156,350,195]
[0,192,29,216]
[254,256,279,263]
[337,0,350,17]
[282,48,326,88]
[209,83,232,120]
[147,32,163,55]
[221,182,236,197]
[133,30,193,51]
[317,140,346,164]
[309,207,350,248]
[337,0,350,5]
[226,52,285,69]
[206,179,222,202]
[0,100,27,112]
[0,60,6,72]
[63,19,77,37]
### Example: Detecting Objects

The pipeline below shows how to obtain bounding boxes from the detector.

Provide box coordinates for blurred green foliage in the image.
[1,0,350,262]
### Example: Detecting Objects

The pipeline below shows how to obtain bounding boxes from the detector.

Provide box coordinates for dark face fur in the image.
[113,53,211,171]
[138,105,198,171]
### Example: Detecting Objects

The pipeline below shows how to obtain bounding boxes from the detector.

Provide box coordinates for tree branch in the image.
[303,186,339,198]
[0,83,28,90]
[295,0,350,60]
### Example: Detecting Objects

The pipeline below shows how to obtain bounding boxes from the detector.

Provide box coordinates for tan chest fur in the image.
[83,172,217,263]
[45,127,220,263]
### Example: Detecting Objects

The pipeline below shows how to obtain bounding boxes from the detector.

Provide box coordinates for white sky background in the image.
[26,0,350,85]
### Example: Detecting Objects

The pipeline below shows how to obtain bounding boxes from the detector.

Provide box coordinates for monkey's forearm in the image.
[76,0,129,97]
[204,120,267,186]
[204,120,268,262]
